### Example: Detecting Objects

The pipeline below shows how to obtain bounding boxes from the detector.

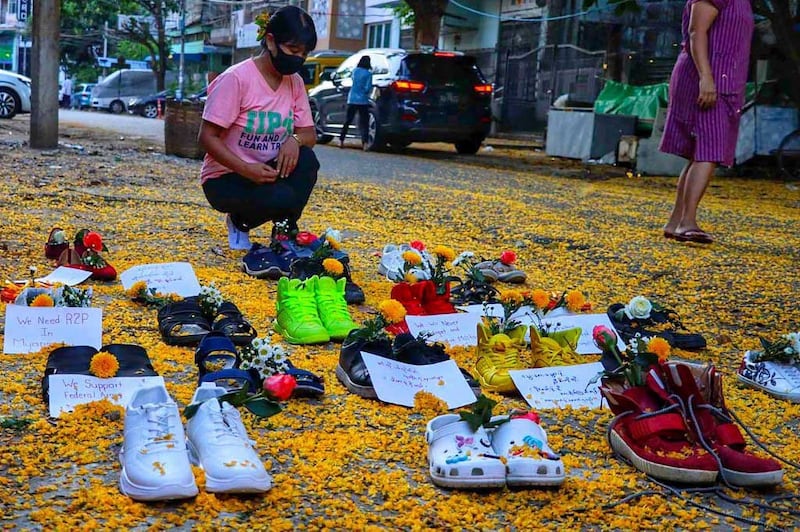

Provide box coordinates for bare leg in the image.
[676,161,716,234]
[664,162,691,235]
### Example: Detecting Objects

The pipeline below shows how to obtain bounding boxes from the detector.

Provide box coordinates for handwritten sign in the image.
[509,363,605,410]
[35,266,92,286]
[3,305,102,354]
[536,313,625,354]
[405,312,483,347]
[361,353,476,409]
[48,375,165,417]
[120,262,201,297]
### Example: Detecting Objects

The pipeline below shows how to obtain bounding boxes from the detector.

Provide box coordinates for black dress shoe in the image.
[335,331,392,398]
[392,333,481,396]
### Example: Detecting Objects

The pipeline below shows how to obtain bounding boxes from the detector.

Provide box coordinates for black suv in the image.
[308,48,493,154]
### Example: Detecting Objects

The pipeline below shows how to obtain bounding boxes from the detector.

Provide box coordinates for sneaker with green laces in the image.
[315,275,357,341]
[274,277,330,345]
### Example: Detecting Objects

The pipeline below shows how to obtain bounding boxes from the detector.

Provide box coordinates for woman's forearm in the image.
[688,2,719,78]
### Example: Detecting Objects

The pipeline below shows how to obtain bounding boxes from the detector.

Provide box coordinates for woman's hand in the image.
[276,135,300,178]
[241,162,280,184]
[697,74,717,109]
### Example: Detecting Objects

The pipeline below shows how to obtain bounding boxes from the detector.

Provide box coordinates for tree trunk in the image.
[155,2,166,92]
[404,0,449,48]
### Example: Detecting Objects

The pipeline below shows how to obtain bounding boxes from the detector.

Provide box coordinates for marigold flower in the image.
[378,299,406,324]
[499,289,524,305]
[322,258,344,276]
[531,289,549,309]
[565,290,586,312]
[326,236,341,250]
[89,351,120,379]
[126,281,147,298]
[647,337,671,362]
[413,391,447,415]
[432,245,455,261]
[402,250,422,266]
[83,231,104,253]
[499,250,517,265]
[404,272,418,284]
[30,294,55,307]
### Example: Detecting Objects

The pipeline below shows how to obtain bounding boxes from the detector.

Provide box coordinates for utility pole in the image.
[30,0,59,149]
[177,0,186,100]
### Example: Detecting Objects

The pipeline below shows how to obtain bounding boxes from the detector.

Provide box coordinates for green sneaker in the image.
[315,275,357,341]
[274,277,330,345]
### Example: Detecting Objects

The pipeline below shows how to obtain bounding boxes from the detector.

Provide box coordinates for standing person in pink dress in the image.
[199,6,318,253]
[660,0,754,244]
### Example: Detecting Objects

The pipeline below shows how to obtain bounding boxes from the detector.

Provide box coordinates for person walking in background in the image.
[339,56,373,150]
[199,6,318,251]
[60,77,73,109]
[659,0,754,244]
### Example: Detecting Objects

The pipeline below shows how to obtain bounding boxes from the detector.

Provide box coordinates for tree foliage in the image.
[60,0,119,75]
[401,0,450,48]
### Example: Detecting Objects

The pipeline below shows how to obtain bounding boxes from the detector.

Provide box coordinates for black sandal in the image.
[607,303,707,351]
[211,301,257,346]
[158,297,212,346]
[450,279,500,306]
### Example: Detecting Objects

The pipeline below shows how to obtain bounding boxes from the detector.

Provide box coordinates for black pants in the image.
[202,145,319,232]
[340,104,370,143]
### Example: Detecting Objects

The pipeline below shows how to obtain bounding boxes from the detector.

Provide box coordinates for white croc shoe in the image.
[489,415,565,487]
[737,350,800,403]
[119,385,198,501]
[425,414,506,489]
[186,383,272,493]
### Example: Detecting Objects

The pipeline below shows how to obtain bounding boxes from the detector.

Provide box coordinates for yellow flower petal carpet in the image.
[0,128,798,529]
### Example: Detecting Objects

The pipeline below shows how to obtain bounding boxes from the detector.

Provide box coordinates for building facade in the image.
[0,0,32,74]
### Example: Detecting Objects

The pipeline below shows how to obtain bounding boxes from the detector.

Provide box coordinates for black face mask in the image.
[269,44,305,76]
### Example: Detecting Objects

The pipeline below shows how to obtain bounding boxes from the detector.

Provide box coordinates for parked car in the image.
[74,83,96,109]
[128,90,173,118]
[0,70,32,119]
[92,70,176,114]
[308,48,492,153]
[300,50,350,91]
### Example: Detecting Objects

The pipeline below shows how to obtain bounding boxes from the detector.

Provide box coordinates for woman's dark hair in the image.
[357,56,371,69]
[264,6,317,51]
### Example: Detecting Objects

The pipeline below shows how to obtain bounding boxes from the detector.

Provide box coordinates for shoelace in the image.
[206,403,247,446]
[484,341,523,369]
[143,405,180,451]
[604,403,682,449]
[282,282,319,317]
[316,290,350,320]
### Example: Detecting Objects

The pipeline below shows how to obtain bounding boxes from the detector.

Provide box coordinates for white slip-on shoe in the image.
[119,385,198,501]
[737,350,800,403]
[489,414,565,487]
[226,214,252,251]
[186,383,272,493]
[425,414,506,489]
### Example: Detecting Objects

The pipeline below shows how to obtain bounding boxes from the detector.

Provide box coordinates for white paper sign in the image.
[48,375,165,417]
[361,352,476,409]
[120,262,201,297]
[457,303,504,318]
[537,313,625,354]
[3,305,102,354]
[405,312,483,347]
[509,363,605,410]
[35,266,92,286]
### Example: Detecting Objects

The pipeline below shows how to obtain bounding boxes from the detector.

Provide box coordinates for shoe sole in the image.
[274,322,330,345]
[609,429,718,484]
[242,261,287,280]
[335,364,377,399]
[506,473,565,487]
[721,466,784,487]
[736,373,800,403]
[429,470,505,489]
[119,467,198,501]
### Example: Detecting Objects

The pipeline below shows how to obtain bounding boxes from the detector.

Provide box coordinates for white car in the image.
[0,70,32,119]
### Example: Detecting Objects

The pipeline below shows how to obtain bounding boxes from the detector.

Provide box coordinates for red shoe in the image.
[420,280,457,315]
[660,362,784,487]
[601,377,719,484]
[45,227,69,260]
[390,282,426,315]
[57,248,117,281]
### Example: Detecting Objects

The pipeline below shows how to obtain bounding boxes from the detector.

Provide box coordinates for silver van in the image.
[92,70,167,114]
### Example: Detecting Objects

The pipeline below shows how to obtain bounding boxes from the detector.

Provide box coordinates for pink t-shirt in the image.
[200,58,313,182]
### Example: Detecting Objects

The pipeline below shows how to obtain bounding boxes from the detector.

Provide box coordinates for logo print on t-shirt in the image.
[239,110,295,151]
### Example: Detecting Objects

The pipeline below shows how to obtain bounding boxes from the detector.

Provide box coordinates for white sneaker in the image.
[119,386,198,501]
[737,350,800,403]
[226,214,252,251]
[378,244,434,282]
[186,383,272,493]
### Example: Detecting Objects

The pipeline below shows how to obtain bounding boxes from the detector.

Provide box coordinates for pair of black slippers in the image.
[607,303,707,350]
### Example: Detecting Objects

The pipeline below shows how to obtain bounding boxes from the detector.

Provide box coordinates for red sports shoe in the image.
[420,280,457,315]
[601,377,719,484]
[390,282,426,316]
[660,362,784,487]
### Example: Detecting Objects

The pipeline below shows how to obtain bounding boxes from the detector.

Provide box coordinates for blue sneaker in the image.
[241,243,291,279]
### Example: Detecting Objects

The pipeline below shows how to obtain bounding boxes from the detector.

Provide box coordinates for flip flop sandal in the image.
[607,303,707,351]
[199,368,263,394]
[45,227,69,260]
[211,301,257,346]
[674,229,714,244]
[489,261,527,284]
[195,332,240,382]
[489,415,565,487]
[158,297,212,346]
[284,360,325,397]
[425,414,506,489]
[474,260,499,283]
